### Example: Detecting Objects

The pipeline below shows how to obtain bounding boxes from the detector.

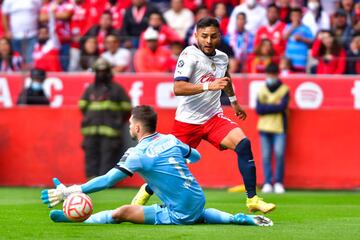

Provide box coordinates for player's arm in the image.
[223,70,247,120]
[185,147,201,164]
[173,78,230,96]
[40,168,127,208]
[176,138,201,163]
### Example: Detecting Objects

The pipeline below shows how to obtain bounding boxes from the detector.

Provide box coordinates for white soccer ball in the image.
[63,193,93,222]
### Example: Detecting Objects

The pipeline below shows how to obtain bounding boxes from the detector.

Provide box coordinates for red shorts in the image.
[171,113,238,150]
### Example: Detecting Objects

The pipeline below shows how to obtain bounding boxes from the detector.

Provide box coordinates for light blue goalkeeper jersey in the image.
[116,133,205,224]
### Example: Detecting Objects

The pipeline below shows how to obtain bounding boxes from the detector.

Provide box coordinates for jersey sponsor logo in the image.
[177,60,184,68]
[199,73,216,83]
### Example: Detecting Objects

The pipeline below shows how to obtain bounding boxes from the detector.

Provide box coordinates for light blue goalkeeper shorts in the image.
[143,204,171,225]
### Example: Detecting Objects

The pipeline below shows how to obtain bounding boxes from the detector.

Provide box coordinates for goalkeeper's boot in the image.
[233,213,273,227]
[50,210,71,223]
[246,195,276,214]
[131,183,151,205]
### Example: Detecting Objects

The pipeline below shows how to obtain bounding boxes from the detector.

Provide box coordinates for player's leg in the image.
[273,133,286,193]
[205,115,275,213]
[220,128,276,213]
[259,132,274,193]
[50,205,147,224]
[131,183,154,205]
[203,208,273,226]
[49,209,117,224]
[110,205,145,224]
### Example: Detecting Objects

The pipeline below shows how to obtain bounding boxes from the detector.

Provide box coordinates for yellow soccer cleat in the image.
[131,183,151,205]
[246,195,276,214]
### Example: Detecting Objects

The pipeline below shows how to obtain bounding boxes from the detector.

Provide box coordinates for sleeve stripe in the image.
[174,77,190,82]
[115,166,133,177]
[184,145,192,158]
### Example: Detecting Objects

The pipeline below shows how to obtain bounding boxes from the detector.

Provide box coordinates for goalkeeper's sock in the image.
[84,210,116,224]
[235,138,257,198]
[49,210,71,223]
[203,208,234,224]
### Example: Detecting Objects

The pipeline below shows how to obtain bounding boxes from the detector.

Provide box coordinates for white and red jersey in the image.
[54,1,74,44]
[71,2,88,37]
[104,3,126,30]
[33,39,62,72]
[174,45,228,124]
[85,0,106,28]
[254,21,286,56]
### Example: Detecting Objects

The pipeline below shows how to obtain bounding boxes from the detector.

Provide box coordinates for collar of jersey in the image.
[139,132,159,143]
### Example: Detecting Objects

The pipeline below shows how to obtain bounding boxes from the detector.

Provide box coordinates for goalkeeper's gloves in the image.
[40,178,82,208]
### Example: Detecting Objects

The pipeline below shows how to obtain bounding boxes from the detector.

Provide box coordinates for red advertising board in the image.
[1,73,360,109]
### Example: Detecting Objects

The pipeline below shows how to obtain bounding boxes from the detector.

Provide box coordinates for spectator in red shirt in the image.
[139,12,183,48]
[82,11,118,54]
[247,39,276,73]
[105,0,130,30]
[0,37,22,72]
[277,0,291,23]
[69,0,89,71]
[312,30,347,74]
[83,0,106,28]
[212,2,230,35]
[134,28,172,72]
[40,0,74,71]
[33,9,62,72]
[254,4,286,57]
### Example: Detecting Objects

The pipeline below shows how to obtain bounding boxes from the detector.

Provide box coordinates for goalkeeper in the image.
[41,106,273,226]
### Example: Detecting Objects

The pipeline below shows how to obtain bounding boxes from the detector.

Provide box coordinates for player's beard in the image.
[129,130,138,141]
[199,44,216,56]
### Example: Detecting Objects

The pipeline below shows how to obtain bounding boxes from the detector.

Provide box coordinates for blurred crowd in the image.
[0,0,360,74]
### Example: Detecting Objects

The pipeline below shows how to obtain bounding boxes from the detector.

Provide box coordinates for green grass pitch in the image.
[1,188,360,240]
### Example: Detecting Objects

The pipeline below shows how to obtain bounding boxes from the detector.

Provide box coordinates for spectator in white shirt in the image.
[2,0,41,67]
[302,0,330,36]
[227,0,267,35]
[164,0,194,39]
[101,34,131,73]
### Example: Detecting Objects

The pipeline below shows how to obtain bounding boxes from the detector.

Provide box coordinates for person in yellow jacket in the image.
[256,62,290,194]
[79,58,131,179]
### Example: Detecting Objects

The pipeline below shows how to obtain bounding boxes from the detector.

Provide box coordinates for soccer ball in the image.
[63,193,93,222]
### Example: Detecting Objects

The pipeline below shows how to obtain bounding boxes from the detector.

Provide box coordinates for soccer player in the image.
[41,106,273,226]
[132,17,276,214]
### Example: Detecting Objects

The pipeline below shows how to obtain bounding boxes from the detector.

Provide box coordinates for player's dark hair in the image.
[132,105,157,133]
[196,17,220,30]
[265,62,280,74]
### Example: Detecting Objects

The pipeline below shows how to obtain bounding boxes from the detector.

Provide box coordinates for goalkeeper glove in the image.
[40,178,82,208]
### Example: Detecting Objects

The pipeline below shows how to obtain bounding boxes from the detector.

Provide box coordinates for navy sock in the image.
[145,184,154,195]
[235,138,257,198]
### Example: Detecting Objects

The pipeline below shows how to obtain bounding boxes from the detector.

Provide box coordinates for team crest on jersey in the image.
[211,63,216,71]
[178,60,184,67]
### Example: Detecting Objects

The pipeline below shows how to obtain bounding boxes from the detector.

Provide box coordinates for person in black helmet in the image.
[17,68,50,105]
[79,58,132,179]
